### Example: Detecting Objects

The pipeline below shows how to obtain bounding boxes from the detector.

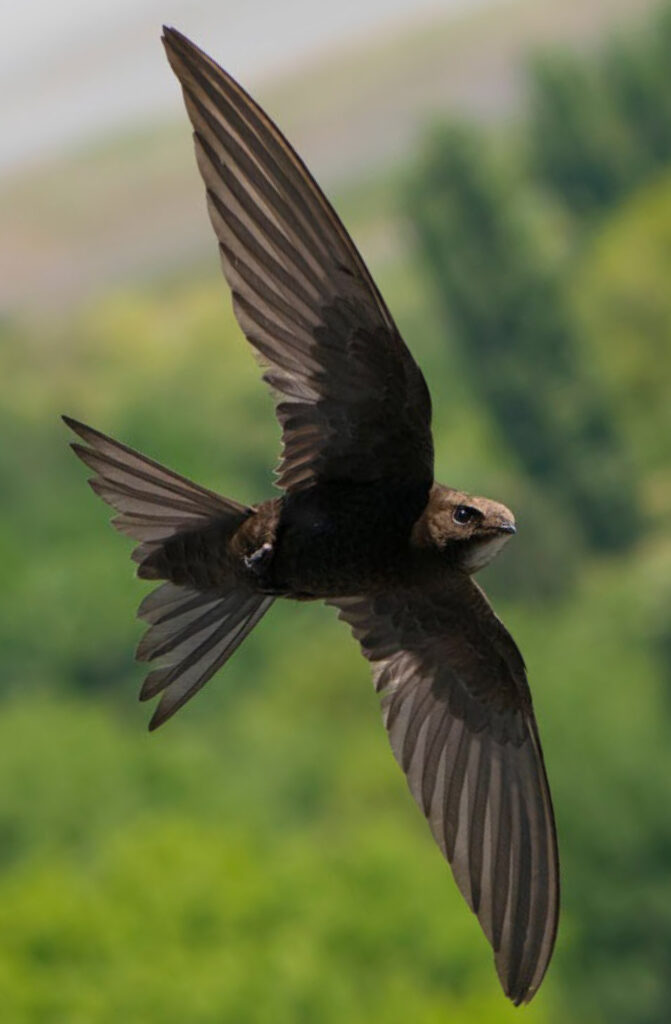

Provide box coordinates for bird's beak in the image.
[497,519,517,535]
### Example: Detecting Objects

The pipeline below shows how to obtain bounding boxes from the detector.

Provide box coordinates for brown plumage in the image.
[64,27,559,1006]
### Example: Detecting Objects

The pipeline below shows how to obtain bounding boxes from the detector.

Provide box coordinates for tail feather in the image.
[63,416,248,552]
[138,580,205,622]
[136,593,230,663]
[64,417,274,729]
[138,586,273,729]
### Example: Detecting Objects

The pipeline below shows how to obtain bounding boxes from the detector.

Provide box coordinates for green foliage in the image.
[528,1,671,219]
[572,170,671,497]
[0,218,668,1019]
[406,123,639,556]
[3,8,671,1019]
[527,52,637,217]
[400,15,671,1017]
[0,700,551,1024]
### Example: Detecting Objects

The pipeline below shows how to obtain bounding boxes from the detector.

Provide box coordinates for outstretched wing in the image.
[330,578,559,1005]
[163,28,433,495]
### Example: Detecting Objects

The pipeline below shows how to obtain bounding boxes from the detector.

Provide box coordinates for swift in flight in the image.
[66,28,559,1005]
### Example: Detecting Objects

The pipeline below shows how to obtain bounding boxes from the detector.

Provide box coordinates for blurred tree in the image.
[406,123,640,554]
[527,2,671,220]
[479,477,578,604]
[603,43,671,176]
[527,53,634,217]
[572,170,671,497]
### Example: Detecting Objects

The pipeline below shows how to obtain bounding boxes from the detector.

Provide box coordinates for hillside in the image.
[0,0,657,315]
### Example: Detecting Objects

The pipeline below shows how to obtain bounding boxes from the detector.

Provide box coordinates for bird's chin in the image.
[460,532,514,574]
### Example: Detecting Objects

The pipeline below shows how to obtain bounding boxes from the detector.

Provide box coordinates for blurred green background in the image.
[2,1,671,1021]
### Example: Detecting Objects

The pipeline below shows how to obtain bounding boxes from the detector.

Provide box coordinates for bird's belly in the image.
[270,482,427,597]
[275,521,382,596]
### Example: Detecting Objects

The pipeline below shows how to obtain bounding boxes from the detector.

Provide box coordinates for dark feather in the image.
[63,417,247,556]
[64,417,272,727]
[330,578,559,1005]
[162,28,434,496]
[136,584,273,728]
[63,31,558,1006]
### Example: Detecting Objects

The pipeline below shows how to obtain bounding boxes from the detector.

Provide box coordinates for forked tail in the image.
[64,417,273,728]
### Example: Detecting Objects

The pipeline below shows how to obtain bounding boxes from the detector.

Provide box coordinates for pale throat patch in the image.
[462,533,513,573]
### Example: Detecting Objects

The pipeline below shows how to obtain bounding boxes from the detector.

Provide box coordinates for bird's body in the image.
[140,481,517,599]
[198,481,426,597]
[65,27,559,1006]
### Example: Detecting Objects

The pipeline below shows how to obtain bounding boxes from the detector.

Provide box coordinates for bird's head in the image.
[414,484,517,573]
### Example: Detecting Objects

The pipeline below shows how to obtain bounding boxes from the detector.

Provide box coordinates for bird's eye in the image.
[453,505,478,526]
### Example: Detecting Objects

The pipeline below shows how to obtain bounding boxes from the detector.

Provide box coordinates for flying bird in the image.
[65,27,559,1005]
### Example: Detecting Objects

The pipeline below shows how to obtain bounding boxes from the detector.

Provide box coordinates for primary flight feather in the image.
[65,27,559,1005]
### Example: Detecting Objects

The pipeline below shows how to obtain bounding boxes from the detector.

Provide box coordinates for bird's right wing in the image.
[163,28,433,496]
[330,578,559,1005]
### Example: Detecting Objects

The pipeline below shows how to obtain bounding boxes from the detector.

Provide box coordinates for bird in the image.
[64,27,559,1006]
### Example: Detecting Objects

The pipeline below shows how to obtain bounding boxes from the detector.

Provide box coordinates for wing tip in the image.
[63,415,116,452]
[147,710,165,732]
[495,903,559,1005]
[62,414,92,443]
[148,693,185,732]
[497,961,533,1006]
[161,25,180,46]
[504,976,541,1007]
[146,685,175,730]
[162,25,201,65]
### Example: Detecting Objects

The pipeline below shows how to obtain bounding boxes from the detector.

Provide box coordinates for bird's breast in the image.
[268,480,429,597]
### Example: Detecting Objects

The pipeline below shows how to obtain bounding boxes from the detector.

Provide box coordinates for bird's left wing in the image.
[329,579,559,1004]
[162,28,433,496]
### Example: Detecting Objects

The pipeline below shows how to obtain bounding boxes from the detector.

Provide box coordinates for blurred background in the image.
[1,0,671,1021]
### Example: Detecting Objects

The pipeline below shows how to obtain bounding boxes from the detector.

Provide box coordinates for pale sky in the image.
[0,0,495,174]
